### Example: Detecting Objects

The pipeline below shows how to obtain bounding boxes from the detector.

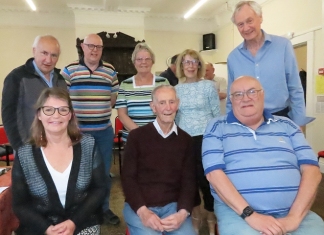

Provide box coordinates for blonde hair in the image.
[175,49,206,82]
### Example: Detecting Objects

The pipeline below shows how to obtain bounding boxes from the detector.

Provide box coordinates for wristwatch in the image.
[240,206,254,219]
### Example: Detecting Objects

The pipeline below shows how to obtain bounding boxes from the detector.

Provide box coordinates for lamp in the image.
[26,0,36,11]
[184,0,209,19]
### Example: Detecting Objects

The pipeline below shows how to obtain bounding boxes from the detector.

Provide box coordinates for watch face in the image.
[243,206,254,216]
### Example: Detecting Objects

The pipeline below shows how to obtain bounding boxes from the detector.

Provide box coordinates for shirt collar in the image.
[153,119,178,138]
[240,29,272,50]
[32,60,54,86]
[80,57,103,68]
[226,109,276,126]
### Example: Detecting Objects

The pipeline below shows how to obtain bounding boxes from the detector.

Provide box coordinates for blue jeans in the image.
[123,202,196,235]
[84,126,114,212]
[214,201,324,235]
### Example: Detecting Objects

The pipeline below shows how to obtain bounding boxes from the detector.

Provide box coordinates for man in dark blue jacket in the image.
[1,35,67,151]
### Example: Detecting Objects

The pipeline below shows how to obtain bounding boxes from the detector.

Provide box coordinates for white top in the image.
[41,148,72,207]
[213,75,227,115]
[153,119,178,138]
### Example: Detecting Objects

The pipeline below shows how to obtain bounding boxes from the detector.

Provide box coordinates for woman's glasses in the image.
[41,106,70,116]
[182,59,200,67]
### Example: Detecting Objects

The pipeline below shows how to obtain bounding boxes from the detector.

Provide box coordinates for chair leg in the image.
[6,153,9,166]
[5,148,9,166]
[118,138,122,175]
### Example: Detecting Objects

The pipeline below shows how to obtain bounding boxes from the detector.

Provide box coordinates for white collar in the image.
[153,119,178,138]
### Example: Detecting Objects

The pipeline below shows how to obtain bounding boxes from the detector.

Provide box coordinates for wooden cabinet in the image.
[76,32,145,83]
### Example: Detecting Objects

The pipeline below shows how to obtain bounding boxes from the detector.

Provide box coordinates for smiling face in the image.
[38,96,72,136]
[150,87,179,128]
[182,54,199,80]
[81,34,103,66]
[134,49,153,74]
[230,76,264,128]
[234,4,263,43]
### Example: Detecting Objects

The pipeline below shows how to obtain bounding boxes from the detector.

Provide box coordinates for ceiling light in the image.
[26,0,37,11]
[184,0,208,19]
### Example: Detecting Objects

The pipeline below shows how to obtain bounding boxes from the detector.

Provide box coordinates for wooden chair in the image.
[0,126,14,166]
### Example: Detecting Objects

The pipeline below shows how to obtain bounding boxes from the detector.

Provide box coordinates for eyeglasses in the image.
[230,89,263,101]
[182,59,200,67]
[83,43,104,50]
[41,106,71,116]
[135,58,152,63]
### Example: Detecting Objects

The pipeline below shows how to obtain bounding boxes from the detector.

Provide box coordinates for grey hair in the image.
[151,85,178,101]
[131,42,156,64]
[32,35,61,54]
[231,1,262,24]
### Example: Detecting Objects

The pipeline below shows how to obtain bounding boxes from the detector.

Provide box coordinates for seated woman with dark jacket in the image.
[12,87,107,235]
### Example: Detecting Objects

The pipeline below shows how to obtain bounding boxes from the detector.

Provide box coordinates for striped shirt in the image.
[115,75,169,141]
[61,59,119,131]
[202,110,319,216]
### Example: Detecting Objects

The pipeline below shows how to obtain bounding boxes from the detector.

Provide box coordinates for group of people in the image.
[1,1,324,235]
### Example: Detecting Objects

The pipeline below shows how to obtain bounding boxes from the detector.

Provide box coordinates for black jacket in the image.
[1,58,67,150]
[159,67,178,86]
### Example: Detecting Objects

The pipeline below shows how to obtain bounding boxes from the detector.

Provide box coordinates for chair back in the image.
[115,116,123,136]
[0,126,9,144]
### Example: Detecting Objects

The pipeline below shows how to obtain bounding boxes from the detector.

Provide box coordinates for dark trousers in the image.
[193,135,214,212]
[272,107,289,118]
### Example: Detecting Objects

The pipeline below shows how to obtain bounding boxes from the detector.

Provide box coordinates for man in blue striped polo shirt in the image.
[202,76,324,235]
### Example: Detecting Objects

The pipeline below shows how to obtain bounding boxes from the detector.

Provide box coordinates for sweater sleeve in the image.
[1,69,24,150]
[12,152,52,234]
[121,130,146,212]
[69,143,108,227]
[176,135,197,212]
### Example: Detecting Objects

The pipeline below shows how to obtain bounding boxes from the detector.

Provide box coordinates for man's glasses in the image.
[182,59,200,67]
[230,89,263,101]
[135,58,152,63]
[84,43,104,50]
[41,106,71,116]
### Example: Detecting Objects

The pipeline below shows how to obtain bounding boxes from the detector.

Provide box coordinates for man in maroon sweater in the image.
[121,85,197,235]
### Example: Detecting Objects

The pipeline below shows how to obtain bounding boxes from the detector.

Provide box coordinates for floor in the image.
[2,155,324,235]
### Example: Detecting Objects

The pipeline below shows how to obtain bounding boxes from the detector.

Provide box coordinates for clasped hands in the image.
[137,206,188,232]
[246,212,300,235]
[45,219,76,235]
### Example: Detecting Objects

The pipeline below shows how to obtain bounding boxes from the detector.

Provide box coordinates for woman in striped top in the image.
[115,43,169,141]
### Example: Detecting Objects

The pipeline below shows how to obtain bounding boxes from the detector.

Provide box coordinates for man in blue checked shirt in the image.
[202,76,324,235]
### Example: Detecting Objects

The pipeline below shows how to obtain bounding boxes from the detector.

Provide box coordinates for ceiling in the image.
[0,0,229,19]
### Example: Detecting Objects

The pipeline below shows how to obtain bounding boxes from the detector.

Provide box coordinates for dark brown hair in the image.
[30,87,81,147]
